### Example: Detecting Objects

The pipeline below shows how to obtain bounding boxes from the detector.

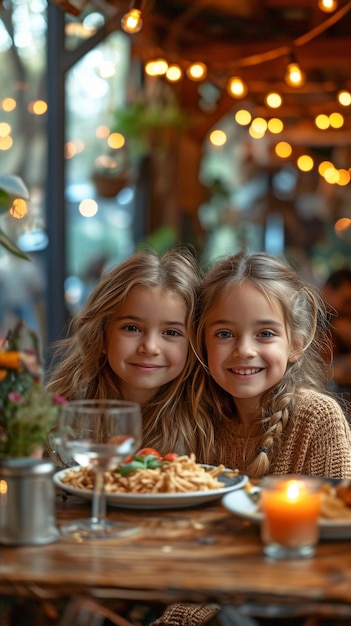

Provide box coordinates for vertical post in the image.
[44,1,68,360]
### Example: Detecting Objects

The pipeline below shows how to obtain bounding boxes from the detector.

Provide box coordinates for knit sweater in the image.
[209,388,351,479]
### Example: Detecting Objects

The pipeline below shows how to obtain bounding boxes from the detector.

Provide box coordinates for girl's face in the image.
[105,286,189,406]
[204,281,297,417]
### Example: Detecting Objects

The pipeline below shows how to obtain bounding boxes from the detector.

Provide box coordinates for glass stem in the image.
[91,467,106,526]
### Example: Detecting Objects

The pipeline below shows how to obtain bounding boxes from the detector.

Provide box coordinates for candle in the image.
[260,475,322,559]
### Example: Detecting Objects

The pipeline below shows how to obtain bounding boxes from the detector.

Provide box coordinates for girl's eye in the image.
[216,330,233,339]
[259,329,275,338]
[124,324,140,333]
[164,329,181,337]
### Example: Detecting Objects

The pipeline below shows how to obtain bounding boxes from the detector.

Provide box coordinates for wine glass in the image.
[58,399,142,540]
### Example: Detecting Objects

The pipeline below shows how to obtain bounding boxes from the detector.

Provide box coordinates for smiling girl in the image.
[192,251,351,479]
[46,247,201,455]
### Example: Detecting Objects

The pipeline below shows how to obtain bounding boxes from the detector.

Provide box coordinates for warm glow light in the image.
[227,76,248,98]
[337,90,351,106]
[28,100,48,115]
[0,480,7,494]
[65,141,77,159]
[315,114,329,130]
[94,155,118,170]
[318,0,338,12]
[251,117,267,134]
[267,118,284,134]
[235,109,252,125]
[297,155,314,172]
[96,125,110,139]
[323,166,339,183]
[121,9,143,34]
[209,129,227,146]
[79,199,98,217]
[186,63,207,81]
[166,65,183,82]
[265,92,283,108]
[9,198,28,219]
[249,126,265,139]
[275,141,292,158]
[335,218,351,236]
[336,169,350,186]
[285,62,305,87]
[145,58,168,76]
[318,160,334,176]
[0,123,11,137]
[108,132,125,149]
[1,98,16,112]
[329,112,344,128]
[0,136,13,151]
[65,139,85,158]
[65,23,96,38]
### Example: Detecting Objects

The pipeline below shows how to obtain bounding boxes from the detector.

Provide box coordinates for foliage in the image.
[0,174,30,260]
[112,98,187,159]
[0,322,67,458]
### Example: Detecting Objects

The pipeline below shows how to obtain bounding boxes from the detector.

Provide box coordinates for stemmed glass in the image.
[57,399,142,540]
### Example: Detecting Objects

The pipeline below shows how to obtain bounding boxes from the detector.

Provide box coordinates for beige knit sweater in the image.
[209,388,351,479]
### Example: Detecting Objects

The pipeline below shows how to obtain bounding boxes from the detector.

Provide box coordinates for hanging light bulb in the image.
[186,62,207,81]
[121,1,145,34]
[285,59,305,87]
[318,0,338,12]
[227,76,248,98]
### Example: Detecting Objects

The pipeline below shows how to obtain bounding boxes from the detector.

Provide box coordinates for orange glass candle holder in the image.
[260,475,322,559]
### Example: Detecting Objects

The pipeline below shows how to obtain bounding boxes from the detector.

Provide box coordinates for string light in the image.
[186,62,207,81]
[318,0,338,12]
[227,76,248,98]
[265,92,283,108]
[121,1,145,34]
[284,60,305,87]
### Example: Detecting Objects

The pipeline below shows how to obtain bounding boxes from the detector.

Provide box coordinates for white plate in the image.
[222,488,351,540]
[54,466,248,510]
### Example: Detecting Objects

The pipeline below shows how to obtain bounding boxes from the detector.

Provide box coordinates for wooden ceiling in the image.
[55,0,351,145]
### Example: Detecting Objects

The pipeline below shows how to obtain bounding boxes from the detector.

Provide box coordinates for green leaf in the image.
[0,174,30,201]
[0,190,11,214]
[118,460,146,475]
[0,229,30,260]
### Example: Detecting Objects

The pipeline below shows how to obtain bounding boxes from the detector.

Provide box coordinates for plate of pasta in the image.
[222,479,351,539]
[53,454,248,509]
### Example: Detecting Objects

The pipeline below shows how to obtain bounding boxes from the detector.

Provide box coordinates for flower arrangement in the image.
[0,321,67,458]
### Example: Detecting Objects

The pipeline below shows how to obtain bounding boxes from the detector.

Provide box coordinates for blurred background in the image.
[1,0,351,359]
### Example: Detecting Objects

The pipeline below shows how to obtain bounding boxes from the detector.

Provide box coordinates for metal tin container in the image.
[0,458,59,545]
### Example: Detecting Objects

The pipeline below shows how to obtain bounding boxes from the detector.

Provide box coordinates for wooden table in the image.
[2,489,351,621]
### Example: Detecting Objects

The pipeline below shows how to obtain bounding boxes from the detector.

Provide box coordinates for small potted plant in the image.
[92,154,130,198]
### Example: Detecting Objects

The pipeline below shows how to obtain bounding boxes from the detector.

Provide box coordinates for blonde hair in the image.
[47,247,202,454]
[191,251,333,477]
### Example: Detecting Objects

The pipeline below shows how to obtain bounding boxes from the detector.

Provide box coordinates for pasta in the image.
[60,454,235,494]
[319,482,351,520]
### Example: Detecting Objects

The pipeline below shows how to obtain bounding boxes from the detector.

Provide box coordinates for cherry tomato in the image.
[121,455,133,464]
[162,452,179,462]
[136,447,162,459]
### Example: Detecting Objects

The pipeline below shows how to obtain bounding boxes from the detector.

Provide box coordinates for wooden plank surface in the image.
[1,489,351,618]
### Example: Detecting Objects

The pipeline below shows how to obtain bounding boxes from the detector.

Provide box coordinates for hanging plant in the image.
[112,97,187,161]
